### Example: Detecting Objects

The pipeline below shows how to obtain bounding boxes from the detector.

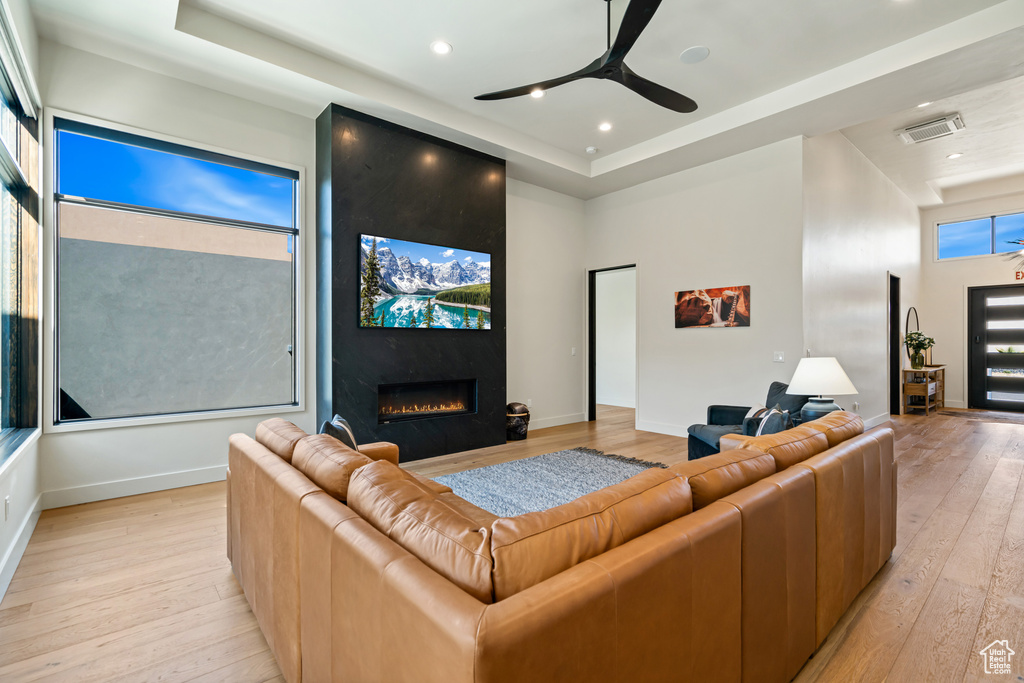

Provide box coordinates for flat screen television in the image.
[359,234,491,329]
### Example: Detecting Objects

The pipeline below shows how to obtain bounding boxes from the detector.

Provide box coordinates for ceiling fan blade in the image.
[475,57,603,101]
[609,0,664,61]
[615,64,697,112]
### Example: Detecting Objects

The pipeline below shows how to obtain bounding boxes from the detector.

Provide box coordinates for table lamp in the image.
[786,357,858,422]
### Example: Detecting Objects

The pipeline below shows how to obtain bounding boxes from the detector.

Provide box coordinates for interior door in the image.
[968,284,1024,411]
[889,274,901,415]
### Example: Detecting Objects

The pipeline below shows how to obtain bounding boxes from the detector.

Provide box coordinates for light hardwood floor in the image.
[0,406,1021,681]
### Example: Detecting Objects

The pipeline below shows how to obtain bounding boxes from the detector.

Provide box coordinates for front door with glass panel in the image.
[969,284,1024,411]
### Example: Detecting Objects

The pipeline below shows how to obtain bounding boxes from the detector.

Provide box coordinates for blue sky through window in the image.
[938,218,992,259]
[361,235,490,268]
[57,131,295,228]
[995,213,1024,254]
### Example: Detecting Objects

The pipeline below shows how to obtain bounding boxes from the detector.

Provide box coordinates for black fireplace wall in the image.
[315,104,507,462]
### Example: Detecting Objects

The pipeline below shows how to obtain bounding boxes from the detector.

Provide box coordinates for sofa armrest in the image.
[720,433,754,452]
[357,441,399,465]
[708,404,751,425]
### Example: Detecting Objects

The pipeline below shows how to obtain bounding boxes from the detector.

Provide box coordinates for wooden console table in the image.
[903,366,944,416]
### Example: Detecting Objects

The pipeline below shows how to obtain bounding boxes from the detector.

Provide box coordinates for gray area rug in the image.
[433,447,667,518]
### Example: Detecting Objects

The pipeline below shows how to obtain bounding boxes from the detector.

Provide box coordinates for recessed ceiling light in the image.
[917,102,932,108]
[586,146,598,154]
[679,45,710,64]
[598,122,612,132]
[946,152,963,159]
[530,89,545,99]
[430,41,453,55]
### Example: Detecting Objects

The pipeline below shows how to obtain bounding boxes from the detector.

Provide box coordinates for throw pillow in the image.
[755,408,790,437]
[318,414,359,450]
[744,403,766,419]
[742,405,775,436]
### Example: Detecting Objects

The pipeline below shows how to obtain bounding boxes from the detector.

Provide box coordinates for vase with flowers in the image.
[905,331,935,370]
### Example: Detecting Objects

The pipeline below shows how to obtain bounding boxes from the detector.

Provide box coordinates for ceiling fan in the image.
[475,0,697,113]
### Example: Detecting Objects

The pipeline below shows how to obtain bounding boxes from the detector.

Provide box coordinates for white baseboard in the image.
[41,465,227,510]
[945,400,966,409]
[530,413,586,431]
[634,419,690,439]
[0,493,41,602]
[863,412,893,429]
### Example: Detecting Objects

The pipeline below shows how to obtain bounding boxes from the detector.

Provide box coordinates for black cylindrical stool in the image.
[506,402,530,440]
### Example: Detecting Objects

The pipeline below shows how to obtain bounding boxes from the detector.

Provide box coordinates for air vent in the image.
[895,114,965,144]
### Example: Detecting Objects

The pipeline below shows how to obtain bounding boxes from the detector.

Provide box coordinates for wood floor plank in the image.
[885,578,987,683]
[988,462,1024,609]
[963,596,1024,681]
[183,649,281,683]
[940,458,1023,591]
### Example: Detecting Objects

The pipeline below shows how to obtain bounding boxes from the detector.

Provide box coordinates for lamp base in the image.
[800,397,841,423]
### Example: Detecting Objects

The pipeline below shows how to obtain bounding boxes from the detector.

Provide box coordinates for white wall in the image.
[4,0,38,90]
[37,42,318,507]
[506,179,586,429]
[918,191,1024,408]
[802,132,921,426]
[595,268,636,408]
[585,138,807,437]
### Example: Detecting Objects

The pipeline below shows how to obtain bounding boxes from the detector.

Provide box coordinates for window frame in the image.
[935,208,1024,262]
[0,51,38,460]
[43,109,305,434]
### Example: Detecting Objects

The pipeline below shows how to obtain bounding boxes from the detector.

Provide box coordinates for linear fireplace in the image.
[378,379,477,424]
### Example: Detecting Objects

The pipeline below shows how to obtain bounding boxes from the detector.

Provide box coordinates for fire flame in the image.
[379,401,467,416]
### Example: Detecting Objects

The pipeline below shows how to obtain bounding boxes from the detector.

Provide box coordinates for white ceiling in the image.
[27,0,1024,202]
[842,74,1024,208]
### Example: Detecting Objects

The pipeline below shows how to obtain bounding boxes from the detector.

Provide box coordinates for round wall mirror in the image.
[905,306,919,339]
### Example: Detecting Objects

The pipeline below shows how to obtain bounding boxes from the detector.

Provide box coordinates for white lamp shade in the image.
[786,357,857,396]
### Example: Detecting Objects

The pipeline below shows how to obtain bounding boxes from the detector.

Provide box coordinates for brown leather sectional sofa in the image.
[227,411,895,683]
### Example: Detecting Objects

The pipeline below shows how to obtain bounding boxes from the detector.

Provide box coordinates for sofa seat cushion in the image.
[801,411,864,448]
[490,467,692,601]
[686,423,742,449]
[292,434,373,501]
[255,418,309,463]
[670,449,777,509]
[348,460,494,604]
[732,426,830,471]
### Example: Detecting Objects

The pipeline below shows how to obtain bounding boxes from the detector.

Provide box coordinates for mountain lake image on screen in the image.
[359,235,491,330]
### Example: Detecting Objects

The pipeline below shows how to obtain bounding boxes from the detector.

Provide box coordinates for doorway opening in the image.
[968,284,1024,411]
[888,273,901,415]
[588,265,637,422]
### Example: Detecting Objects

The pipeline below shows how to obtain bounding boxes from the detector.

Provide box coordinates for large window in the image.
[937,211,1024,260]
[0,49,38,453]
[54,119,299,424]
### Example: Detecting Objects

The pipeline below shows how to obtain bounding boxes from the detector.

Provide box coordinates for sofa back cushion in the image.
[348,460,494,604]
[255,418,309,463]
[732,426,830,471]
[801,411,864,448]
[671,449,777,509]
[292,434,373,501]
[490,467,692,601]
